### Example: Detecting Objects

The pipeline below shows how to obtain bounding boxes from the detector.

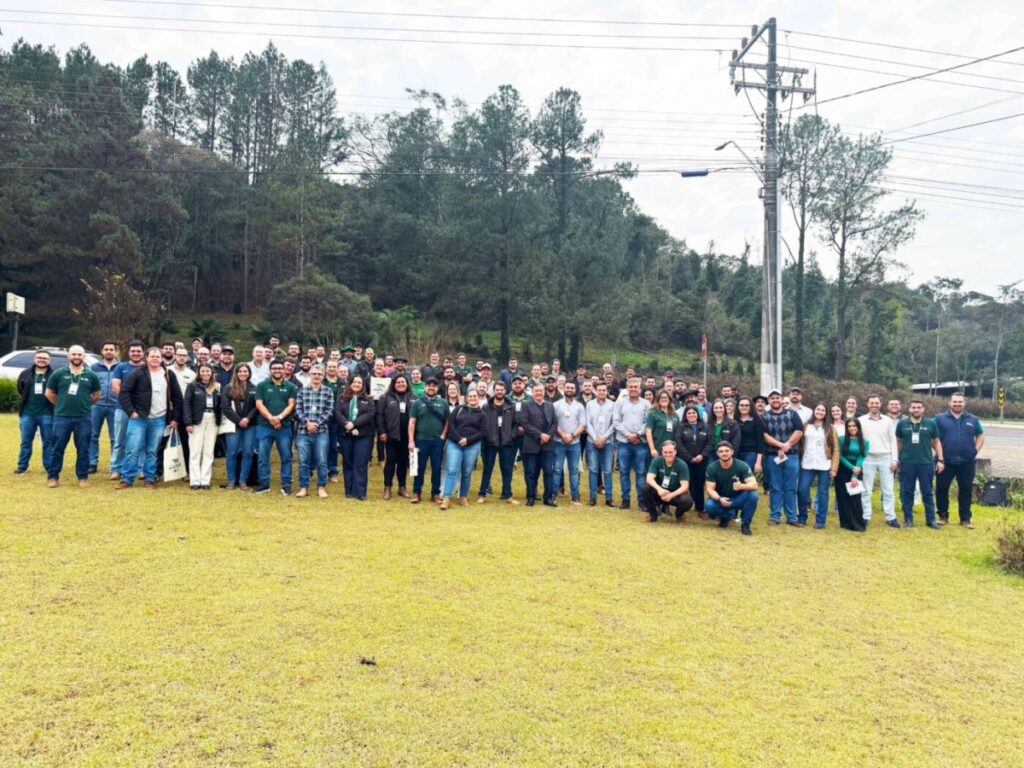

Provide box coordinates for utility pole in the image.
[729,18,815,395]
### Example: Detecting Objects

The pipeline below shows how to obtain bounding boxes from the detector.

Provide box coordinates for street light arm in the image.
[714,140,764,183]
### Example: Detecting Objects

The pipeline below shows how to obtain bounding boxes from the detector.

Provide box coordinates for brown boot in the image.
[431,494,441,504]
[383,487,392,500]
[458,496,468,506]
[411,493,421,504]
[397,487,410,498]
[439,497,451,510]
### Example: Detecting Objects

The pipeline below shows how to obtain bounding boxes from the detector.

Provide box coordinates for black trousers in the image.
[641,486,694,520]
[936,461,975,522]
[687,460,707,512]
[384,439,409,488]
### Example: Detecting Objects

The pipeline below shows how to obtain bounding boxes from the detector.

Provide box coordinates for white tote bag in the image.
[163,431,187,482]
[409,447,419,477]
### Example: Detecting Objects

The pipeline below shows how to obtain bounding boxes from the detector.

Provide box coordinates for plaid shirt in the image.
[296,384,335,432]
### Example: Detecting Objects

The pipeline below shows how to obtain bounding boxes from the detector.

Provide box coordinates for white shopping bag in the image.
[409,447,419,477]
[163,431,187,482]
[218,419,236,435]
[845,481,864,496]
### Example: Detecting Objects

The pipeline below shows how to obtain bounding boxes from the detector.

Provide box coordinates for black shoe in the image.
[741,523,752,536]
[201,485,211,490]
[786,521,805,528]
[253,485,270,494]
[281,487,292,496]
[13,468,26,475]
[718,517,730,528]
[927,521,941,530]
[525,499,535,507]
[88,466,98,475]
[619,500,630,510]
[604,498,614,507]
[960,520,975,529]
[904,518,914,527]
[588,498,596,507]
[887,519,902,529]
[543,499,558,508]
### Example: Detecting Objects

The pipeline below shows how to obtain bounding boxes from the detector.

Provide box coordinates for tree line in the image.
[0,39,1021,398]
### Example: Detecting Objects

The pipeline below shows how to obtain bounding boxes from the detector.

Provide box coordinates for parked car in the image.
[0,348,100,381]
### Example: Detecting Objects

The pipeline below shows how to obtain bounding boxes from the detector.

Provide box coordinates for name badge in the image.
[661,476,671,488]
[68,381,80,396]
[206,395,214,409]
[498,416,503,428]
[515,402,522,412]
[598,416,605,428]
[399,402,406,413]
[911,431,920,444]
[34,381,43,395]
[666,419,674,430]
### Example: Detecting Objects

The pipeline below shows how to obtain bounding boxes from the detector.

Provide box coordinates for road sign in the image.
[6,292,25,315]
[998,388,1006,407]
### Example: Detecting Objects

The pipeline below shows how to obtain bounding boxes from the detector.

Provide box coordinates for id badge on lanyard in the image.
[206,395,214,409]
[661,475,671,488]
[515,401,522,412]
[399,401,406,414]
[68,380,80,397]
[34,380,44,395]
[911,429,920,444]
[497,416,503,428]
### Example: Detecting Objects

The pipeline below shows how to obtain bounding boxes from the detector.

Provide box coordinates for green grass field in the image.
[2,414,1023,767]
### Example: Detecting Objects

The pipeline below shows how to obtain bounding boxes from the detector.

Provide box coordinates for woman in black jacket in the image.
[376,374,413,500]
[335,376,376,500]
[707,399,742,452]
[674,405,713,516]
[439,388,486,509]
[221,363,257,490]
[183,363,222,490]
[736,396,766,476]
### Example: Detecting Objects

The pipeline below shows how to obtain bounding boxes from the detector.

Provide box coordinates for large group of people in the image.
[14,339,987,535]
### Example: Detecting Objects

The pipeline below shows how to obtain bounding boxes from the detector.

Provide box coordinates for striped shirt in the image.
[296,384,335,431]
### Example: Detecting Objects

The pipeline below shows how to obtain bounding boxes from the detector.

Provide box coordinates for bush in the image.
[995,521,1024,577]
[0,379,20,412]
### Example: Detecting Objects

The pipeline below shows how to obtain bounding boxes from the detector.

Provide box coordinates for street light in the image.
[714,140,763,182]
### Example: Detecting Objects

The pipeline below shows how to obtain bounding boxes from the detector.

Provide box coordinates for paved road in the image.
[977,424,1024,478]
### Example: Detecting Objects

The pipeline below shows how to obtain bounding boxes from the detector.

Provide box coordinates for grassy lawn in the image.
[2,414,1023,766]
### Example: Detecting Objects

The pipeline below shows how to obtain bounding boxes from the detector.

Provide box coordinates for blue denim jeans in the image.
[737,451,760,473]
[224,426,257,486]
[413,438,444,496]
[586,440,614,502]
[326,420,339,478]
[617,441,648,504]
[49,415,92,481]
[900,462,936,525]
[768,452,800,523]
[522,450,555,503]
[705,490,760,526]
[799,468,832,526]
[18,412,53,473]
[110,408,130,476]
[257,425,293,489]
[553,440,582,499]
[297,430,329,488]
[122,416,167,485]
[479,444,517,499]
[442,439,482,498]
[89,403,118,470]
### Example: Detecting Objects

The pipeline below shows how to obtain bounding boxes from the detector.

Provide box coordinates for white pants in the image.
[861,455,896,521]
[188,412,218,486]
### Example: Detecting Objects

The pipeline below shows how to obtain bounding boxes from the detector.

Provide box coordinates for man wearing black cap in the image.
[339,346,358,378]
[408,378,449,504]
[389,356,408,379]
[788,386,812,424]
[544,376,562,403]
[215,346,235,389]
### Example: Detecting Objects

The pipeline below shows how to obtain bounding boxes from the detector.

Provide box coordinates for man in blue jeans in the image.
[117,347,183,489]
[704,442,761,535]
[408,378,449,503]
[89,341,120,474]
[761,388,804,526]
[552,381,586,505]
[585,382,616,506]
[45,345,102,488]
[253,359,297,495]
[612,377,650,509]
[294,366,333,498]
[15,349,54,475]
[109,341,145,480]
[896,399,944,529]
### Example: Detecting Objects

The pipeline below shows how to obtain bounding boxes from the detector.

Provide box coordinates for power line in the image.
[0,8,741,41]
[882,111,1024,144]
[100,0,750,28]
[803,43,1024,107]
[884,95,1024,133]
[0,17,732,53]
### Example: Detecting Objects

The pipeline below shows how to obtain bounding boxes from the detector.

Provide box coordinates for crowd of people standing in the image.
[15,339,986,535]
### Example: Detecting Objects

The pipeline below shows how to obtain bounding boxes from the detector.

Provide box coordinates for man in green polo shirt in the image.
[453,352,475,395]
[896,399,944,529]
[641,440,693,523]
[704,442,760,535]
[407,378,449,503]
[45,345,102,488]
[253,359,298,495]
[15,349,55,475]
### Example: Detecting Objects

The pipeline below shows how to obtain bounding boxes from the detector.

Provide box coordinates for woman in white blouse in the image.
[798,403,839,528]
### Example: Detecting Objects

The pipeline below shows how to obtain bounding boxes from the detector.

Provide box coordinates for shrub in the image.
[995,521,1024,577]
[0,379,20,412]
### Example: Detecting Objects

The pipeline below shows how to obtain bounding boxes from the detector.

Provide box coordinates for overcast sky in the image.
[3,0,1022,293]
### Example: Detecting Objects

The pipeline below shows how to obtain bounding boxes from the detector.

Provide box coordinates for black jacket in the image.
[119,365,183,423]
[183,382,223,427]
[674,419,713,463]
[221,381,257,427]
[17,365,54,414]
[376,391,413,442]
[335,396,376,436]
[711,418,743,452]
[446,404,486,445]
[482,397,518,446]
[519,399,557,454]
